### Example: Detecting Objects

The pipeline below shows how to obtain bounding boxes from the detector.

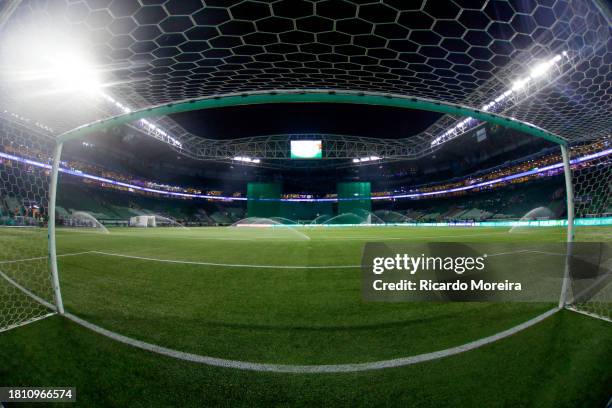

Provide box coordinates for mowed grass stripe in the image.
[1,226,610,405]
[50,226,599,364]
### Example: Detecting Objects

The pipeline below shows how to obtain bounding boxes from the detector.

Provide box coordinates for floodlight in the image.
[101,94,182,148]
[2,24,105,96]
[529,61,552,79]
[43,53,102,94]
[353,155,382,163]
[511,78,528,92]
[233,156,260,164]
[433,52,567,147]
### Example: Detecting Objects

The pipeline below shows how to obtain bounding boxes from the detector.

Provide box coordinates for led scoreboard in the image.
[290,140,322,159]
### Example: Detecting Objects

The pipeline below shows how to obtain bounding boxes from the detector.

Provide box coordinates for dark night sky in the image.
[169,103,443,140]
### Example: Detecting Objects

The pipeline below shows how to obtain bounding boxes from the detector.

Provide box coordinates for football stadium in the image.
[0,1,610,406]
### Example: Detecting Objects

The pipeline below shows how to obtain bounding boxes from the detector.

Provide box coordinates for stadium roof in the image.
[0,0,610,159]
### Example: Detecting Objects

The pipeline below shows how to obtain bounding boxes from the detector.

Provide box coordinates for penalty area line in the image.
[89,251,361,269]
[0,252,563,372]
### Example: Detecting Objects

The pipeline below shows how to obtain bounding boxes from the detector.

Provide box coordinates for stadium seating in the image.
[0,159,578,226]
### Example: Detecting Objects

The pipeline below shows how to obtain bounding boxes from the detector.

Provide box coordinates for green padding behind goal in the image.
[337,182,371,215]
[247,182,281,218]
[280,201,333,222]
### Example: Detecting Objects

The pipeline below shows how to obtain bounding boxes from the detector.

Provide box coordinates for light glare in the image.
[432,52,567,147]
[233,156,261,164]
[43,54,102,94]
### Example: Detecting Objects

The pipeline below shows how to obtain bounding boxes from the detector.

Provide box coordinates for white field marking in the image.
[309,231,538,240]
[101,232,276,241]
[82,228,570,242]
[113,232,349,241]
[86,249,567,270]
[55,229,111,234]
[0,253,563,372]
[506,230,568,236]
[89,251,361,269]
[0,251,93,265]
[62,307,559,373]
[200,237,256,241]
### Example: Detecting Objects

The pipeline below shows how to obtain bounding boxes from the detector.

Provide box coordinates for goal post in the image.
[47,92,610,325]
[47,92,586,283]
[48,141,64,315]
[558,144,574,309]
[2,92,609,334]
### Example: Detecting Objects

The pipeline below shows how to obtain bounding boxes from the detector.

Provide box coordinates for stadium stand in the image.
[52,174,566,225]
[1,136,607,225]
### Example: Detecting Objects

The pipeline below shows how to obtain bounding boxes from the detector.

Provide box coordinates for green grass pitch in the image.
[1,226,610,407]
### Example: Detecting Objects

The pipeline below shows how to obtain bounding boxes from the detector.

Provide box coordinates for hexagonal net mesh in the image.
[0,0,609,327]
[0,117,55,332]
[0,0,609,150]
[566,139,612,321]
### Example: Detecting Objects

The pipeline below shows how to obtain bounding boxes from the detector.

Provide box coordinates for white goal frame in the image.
[129,215,156,228]
[45,89,578,318]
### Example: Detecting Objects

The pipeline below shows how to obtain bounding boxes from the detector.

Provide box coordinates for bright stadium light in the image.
[100,94,182,149]
[3,26,105,96]
[529,55,562,79]
[431,53,568,147]
[511,78,529,92]
[529,62,551,79]
[233,156,260,164]
[2,25,182,149]
[42,53,102,95]
[353,155,382,163]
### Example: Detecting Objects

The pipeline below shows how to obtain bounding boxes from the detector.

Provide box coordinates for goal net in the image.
[565,140,612,322]
[0,0,609,333]
[0,116,56,332]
